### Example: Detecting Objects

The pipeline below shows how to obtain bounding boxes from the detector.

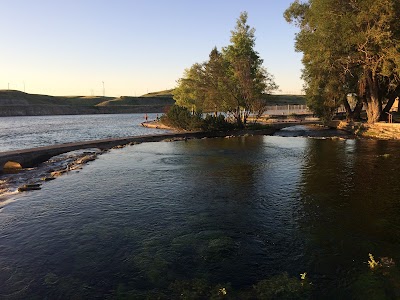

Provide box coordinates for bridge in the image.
[0,121,320,174]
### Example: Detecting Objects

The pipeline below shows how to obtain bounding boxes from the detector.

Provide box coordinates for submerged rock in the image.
[76,154,97,164]
[41,176,56,181]
[18,183,42,192]
[51,170,67,177]
[3,161,23,172]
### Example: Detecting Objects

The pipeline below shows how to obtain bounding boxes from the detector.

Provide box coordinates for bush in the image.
[161,105,203,131]
[201,114,235,132]
[161,105,236,132]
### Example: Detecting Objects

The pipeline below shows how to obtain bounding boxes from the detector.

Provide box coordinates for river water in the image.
[0,113,167,152]
[0,117,400,299]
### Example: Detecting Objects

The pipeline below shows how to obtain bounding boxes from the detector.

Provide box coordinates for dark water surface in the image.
[1,135,400,298]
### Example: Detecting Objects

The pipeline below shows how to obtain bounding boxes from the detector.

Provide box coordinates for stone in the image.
[18,183,42,192]
[3,161,22,171]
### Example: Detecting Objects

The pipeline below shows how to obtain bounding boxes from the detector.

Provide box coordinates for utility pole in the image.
[102,81,105,97]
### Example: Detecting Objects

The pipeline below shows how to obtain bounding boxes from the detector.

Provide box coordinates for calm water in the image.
[1,134,400,299]
[0,113,167,152]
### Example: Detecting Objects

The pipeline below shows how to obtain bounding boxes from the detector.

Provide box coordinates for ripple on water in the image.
[0,136,400,298]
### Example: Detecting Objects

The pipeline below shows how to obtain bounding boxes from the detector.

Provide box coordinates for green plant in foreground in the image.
[352,254,398,299]
[368,253,379,270]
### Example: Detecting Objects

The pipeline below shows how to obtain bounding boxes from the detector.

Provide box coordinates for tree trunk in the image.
[365,96,381,123]
[353,101,363,120]
[380,87,400,121]
[233,107,244,128]
[343,97,363,121]
[365,71,382,124]
[343,98,352,121]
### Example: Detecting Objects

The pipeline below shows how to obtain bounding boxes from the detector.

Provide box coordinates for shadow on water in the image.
[275,124,352,138]
[299,138,400,299]
[0,135,400,298]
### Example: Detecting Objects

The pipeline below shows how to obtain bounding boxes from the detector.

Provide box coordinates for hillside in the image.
[97,96,174,107]
[264,94,306,106]
[0,90,305,117]
[140,89,174,98]
[140,90,306,105]
[0,90,174,117]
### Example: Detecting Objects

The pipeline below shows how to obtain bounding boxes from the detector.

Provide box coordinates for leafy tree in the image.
[285,0,400,123]
[174,63,207,112]
[174,12,277,128]
[220,12,278,126]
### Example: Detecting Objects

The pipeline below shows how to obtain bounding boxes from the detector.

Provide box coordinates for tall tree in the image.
[221,12,277,126]
[285,0,400,123]
[174,63,207,112]
[174,12,277,127]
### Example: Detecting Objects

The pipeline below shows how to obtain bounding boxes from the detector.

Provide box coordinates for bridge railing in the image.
[262,105,312,116]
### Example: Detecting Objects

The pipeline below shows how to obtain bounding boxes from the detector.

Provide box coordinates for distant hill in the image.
[140,89,174,98]
[139,89,306,105]
[0,89,305,117]
[264,94,306,106]
[97,96,174,107]
[0,90,174,117]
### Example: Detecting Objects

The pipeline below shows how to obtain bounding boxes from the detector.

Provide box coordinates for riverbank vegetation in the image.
[160,105,237,131]
[173,12,278,128]
[284,0,400,124]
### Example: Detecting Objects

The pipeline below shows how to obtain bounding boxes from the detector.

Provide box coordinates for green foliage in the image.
[174,12,278,128]
[161,105,203,131]
[161,105,237,132]
[306,94,337,123]
[352,255,399,300]
[253,273,312,300]
[285,0,400,123]
[201,115,235,132]
[174,63,208,111]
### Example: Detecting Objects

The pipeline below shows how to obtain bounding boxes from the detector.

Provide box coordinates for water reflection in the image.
[0,136,400,298]
[299,138,400,298]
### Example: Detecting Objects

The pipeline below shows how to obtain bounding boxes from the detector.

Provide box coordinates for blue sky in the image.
[1,0,303,96]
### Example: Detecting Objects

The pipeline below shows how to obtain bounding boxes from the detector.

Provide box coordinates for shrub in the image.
[201,114,235,132]
[161,105,203,131]
[161,105,236,131]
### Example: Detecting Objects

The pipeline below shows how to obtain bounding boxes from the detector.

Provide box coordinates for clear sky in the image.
[1,0,303,97]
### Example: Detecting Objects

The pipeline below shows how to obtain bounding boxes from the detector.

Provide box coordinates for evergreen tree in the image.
[174,12,277,127]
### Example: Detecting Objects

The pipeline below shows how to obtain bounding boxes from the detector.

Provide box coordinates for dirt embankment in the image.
[328,120,400,140]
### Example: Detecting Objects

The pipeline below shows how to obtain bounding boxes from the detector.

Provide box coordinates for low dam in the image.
[0,121,320,173]
[0,130,274,173]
